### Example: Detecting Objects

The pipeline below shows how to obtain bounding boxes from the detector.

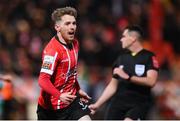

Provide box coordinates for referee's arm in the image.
[89,78,118,112]
[130,69,158,87]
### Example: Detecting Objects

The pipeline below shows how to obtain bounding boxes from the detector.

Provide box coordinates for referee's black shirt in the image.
[112,49,159,105]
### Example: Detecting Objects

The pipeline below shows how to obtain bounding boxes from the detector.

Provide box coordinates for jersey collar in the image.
[55,35,73,49]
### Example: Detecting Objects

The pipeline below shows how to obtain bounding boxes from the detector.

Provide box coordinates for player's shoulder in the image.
[48,36,58,46]
[46,36,63,48]
[43,37,58,53]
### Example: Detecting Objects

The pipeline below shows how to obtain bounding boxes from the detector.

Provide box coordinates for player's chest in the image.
[59,45,78,68]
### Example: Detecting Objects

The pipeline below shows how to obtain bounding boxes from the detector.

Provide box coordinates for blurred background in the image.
[0,0,179,120]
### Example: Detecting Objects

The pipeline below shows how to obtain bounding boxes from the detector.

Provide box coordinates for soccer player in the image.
[89,25,159,120]
[37,7,91,120]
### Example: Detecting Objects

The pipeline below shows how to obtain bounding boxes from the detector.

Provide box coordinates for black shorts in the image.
[105,101,152,120]
[37,97,91,120]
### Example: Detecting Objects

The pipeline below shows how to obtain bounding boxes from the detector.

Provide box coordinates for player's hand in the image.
[78,89,91,103]
[60,91,76,105]
[113,67,129,80]
[88,103,98,115]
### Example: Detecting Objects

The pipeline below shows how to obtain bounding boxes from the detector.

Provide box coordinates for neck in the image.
[129,42,143,54]
[57,32,67,45]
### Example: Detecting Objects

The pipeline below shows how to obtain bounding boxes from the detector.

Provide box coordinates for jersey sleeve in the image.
[112,56,124,80]
[40,48,59,75]
[112,56,122,70]
[38,73,61,98]
[146,54,159,71]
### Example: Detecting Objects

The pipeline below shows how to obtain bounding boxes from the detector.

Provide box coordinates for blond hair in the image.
[51,7,77,23]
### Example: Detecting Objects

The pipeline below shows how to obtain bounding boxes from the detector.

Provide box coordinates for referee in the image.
[89,25,159,120]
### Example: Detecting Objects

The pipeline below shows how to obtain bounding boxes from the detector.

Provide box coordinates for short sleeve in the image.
[112,56,122,71]
[146,55,159,71]
[112,56,127,81]
[40,48,59,75]
[112,57,122,69]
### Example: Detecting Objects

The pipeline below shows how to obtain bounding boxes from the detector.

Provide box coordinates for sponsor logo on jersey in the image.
[41,55,55,70]
[40,54,57,75]
[60,67,77,79]
[44,55,55,63]
[67,68,77,77]
[135,64,145,76]
[42,62,51,69]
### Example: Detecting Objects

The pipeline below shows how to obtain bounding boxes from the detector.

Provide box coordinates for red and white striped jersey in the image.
[38,36,80,110]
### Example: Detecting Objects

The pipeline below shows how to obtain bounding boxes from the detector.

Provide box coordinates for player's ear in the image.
[55,24,60,32]
[131,36,137,42]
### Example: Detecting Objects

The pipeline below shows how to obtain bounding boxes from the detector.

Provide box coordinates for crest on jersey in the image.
[135,64,145,76]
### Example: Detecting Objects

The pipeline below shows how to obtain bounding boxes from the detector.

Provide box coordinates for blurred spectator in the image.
[0,74,14,119]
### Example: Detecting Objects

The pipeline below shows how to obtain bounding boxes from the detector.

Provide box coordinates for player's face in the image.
[120,29,135,49]
[56,15,77,43]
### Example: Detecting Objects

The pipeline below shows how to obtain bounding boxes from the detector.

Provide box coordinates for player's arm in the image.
[89,78,118,114]
[130,69,158,87]
[38,73,61,98]
[38,73,76,104]
[38,50,62,98]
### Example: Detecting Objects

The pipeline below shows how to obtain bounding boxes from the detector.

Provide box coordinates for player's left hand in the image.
[78,89,91,103]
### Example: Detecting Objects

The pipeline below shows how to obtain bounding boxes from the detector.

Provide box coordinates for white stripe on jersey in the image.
[62,45,71,82]
[40,69,53,75]
[72,43,78,81]
[72,43,78,63]
[51,52,58,71]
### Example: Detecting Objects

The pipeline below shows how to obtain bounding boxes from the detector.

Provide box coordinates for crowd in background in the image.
[0,0,179,119]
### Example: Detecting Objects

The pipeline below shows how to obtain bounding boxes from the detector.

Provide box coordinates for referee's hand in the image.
[113,67,129,80]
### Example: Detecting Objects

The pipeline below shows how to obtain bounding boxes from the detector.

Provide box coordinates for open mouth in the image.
[68,31,75,36]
